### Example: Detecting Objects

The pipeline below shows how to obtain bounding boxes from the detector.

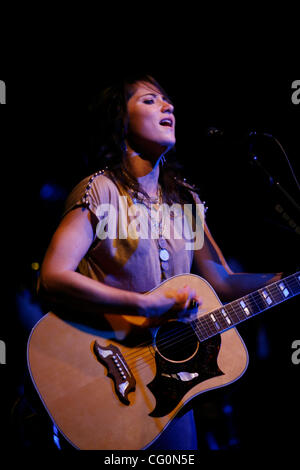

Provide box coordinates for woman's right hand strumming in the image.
[140,285,202,326]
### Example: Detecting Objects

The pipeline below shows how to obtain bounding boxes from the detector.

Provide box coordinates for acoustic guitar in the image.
[27,272,299,450]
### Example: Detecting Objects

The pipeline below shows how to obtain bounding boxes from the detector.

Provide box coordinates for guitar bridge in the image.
[93,341,136,405]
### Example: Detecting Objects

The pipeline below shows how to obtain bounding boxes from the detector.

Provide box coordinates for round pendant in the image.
[161,261,169,271]
[159,248,170,261]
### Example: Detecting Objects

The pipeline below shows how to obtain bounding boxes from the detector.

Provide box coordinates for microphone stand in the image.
[249,148,300,275]
[250,154,300,215]
[248,131,300,218]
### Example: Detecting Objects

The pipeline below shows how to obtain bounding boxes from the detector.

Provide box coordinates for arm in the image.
[39,207,146,316]
[192,222,282,301]
[39,207,198,320]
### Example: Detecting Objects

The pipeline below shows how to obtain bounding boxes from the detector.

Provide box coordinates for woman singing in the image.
[38,74,281,450]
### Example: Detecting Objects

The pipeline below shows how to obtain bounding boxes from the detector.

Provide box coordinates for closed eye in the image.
[140,93,174,107]
[143,98,155,104]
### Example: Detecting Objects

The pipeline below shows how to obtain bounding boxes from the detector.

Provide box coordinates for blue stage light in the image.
[40,183,67,202]
[223,404,233,415]
[257,325,270,359]
[205,431,220,450]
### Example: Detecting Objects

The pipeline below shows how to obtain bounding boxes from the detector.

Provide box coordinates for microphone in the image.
[206,126,224,136]
[248,130,273,138]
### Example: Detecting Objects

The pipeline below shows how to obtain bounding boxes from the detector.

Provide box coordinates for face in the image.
[125,81,176,158]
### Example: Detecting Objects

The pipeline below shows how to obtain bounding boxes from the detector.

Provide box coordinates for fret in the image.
[208,314,218,335]
[226,302,241,322]
[209,312,221,331]
[261,288,274,307]
[239,299,251,317]
[254,286,275,309]
[268,282,283,303]
[201,315,214,338]
[265,274,300,307]
[246,292,264,313]
[285,274,300,296]
[193,272,300,342]
[193,316,212,341]
[194,307,229,341]
[238,299,251,317]
[191,318,207,341]
[205,316,220,336]
[206,307,234,337]
[227,300,243,323]
[272,282,289,303]
[278,281,291,298]
[218,307,233,328]
[199,314,214,337]
[214,308,230,330]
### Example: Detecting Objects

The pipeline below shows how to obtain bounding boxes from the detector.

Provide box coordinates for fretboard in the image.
[192,272,300,342]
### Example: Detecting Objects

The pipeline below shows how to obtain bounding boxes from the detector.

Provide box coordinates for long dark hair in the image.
[86,74,199,205]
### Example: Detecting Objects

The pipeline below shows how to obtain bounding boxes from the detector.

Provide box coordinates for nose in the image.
[161,100,174,114]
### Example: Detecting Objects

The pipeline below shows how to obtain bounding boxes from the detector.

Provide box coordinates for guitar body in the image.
[27,274,249,450]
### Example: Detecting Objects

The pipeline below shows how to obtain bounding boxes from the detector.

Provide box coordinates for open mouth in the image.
[159,118,173,127]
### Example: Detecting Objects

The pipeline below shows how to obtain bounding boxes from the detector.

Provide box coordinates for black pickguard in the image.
[147,334,223,417]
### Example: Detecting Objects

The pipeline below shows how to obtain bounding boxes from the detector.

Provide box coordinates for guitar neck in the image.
[192,272,300,342]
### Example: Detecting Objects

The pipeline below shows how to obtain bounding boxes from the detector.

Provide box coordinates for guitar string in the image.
[130,292,269,375]
[123,276,300,374]
[120,313,211,371]
[123,274,300,365]
[123,288,246,365]
[126,272,299,363]
[122,277,300,371]
[121,307,213,364]
[129,282,300,376]
[122,276,300,367]
[126,278,300,372]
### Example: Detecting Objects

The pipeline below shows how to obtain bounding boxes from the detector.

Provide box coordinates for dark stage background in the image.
[0,71,299,455]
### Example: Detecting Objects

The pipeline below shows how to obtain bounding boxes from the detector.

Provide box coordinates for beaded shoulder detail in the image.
[81,169,106,208]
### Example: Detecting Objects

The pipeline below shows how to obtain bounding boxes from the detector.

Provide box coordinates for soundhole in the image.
[154,320,199,362]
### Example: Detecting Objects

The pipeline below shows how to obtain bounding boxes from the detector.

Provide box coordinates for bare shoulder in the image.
[57,206,96,240]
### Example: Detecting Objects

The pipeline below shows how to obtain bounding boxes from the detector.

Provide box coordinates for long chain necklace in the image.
[132,186,170,280]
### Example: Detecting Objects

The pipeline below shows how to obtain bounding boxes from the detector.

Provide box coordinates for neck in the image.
[124,147,164,198]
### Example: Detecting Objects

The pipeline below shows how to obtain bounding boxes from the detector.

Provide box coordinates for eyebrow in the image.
[140,93,158,98]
